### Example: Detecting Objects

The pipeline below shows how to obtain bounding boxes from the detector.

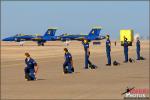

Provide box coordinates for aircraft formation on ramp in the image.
[2,27,105,46]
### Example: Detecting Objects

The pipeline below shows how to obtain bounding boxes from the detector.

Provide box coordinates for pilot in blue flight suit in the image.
[106,35,111,66]
[124,38,129,62]
[24,52,38,81]
[63,48,74,74]
[136,37,141,60]
[82,39,96,69]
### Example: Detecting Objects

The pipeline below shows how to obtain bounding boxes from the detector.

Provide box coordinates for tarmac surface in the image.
[1,40,149,99]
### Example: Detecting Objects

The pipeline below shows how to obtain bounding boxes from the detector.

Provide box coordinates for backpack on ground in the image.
[113,61,120,66]
[129,58,135,63]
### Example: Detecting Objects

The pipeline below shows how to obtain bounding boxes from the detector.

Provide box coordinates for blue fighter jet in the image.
[2,28,60,46]
[2,34,35,42]
[60,27,105,41]
[32,28,60,46]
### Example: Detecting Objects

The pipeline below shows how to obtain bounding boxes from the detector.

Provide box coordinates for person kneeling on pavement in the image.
[63,48,74,74]
[24,52,39,81]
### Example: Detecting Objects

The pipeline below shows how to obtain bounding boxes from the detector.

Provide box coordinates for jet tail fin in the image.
[88,27,102,37]
[43,28,57,38]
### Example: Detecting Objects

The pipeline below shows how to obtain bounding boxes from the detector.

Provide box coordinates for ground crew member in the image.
[106,35,111,66]
[63,48,74,74]
[82,39,96,69]
[124,38,129,62]
[24,52,38,81]
[136,37,141,60]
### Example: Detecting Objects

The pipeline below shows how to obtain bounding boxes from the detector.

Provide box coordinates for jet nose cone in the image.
[2,38,9,41]
[2,37,14,41]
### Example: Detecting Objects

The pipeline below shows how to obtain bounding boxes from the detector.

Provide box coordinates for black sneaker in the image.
[89,64,97,69]
[63,69,68,74]
[71,67,74,72]
[106,64,111,66]
[25,73,31,81]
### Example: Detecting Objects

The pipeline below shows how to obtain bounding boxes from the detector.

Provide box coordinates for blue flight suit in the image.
[106,39,111,65]
[82,41,90,69]
[24,58,37,80]
[63,52,73,73]
[136,40,140,60]
[124,40,128,62]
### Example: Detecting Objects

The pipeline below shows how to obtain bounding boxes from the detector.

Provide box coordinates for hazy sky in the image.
[1,1,149,39]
